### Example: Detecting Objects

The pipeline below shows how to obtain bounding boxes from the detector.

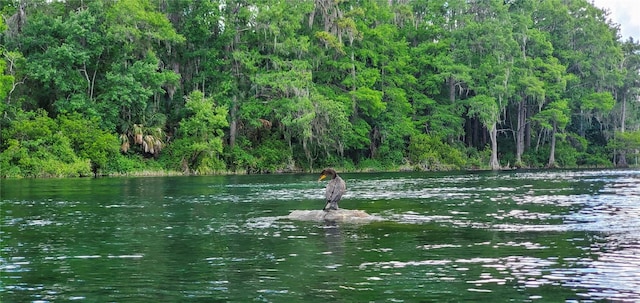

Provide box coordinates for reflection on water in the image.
[1,169,640,302]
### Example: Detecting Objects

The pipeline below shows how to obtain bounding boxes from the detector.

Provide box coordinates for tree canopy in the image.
[1,0,639,177]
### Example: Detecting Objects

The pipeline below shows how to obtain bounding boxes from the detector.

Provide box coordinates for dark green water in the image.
[2,170,640,302]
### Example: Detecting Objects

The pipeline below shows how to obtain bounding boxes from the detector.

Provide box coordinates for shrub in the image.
[408,134,466,170]
[253,138,292,173]
[0,110,92,177]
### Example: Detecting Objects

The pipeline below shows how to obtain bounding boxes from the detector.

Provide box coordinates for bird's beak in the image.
[318,174,326,181]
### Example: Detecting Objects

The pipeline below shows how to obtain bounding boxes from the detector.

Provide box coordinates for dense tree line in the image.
[1,0,639,177]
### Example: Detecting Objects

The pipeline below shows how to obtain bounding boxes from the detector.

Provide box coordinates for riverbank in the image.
[2,162,630,179]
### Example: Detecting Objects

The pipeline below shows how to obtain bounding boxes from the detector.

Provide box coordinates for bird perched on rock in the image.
[318,168,346,211]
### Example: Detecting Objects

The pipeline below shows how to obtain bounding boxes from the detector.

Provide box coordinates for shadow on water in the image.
[2,169,640,302]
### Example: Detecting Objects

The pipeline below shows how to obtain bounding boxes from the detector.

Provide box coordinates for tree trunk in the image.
[464,118,472,147]
[351,51,357,119]
[617,94,628,167]
[515,99,526,165]
[617,151,629,167]
[449,76,455,103]
[370,126,380,159]
[229,95,238,148]
[489,123,500,170]
[547,121,557,168]
[525,118,531,150]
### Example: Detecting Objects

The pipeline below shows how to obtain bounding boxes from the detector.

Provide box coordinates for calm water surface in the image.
[1,169,640,302]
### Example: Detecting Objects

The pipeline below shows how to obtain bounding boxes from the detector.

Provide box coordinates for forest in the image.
[1,0,639,178]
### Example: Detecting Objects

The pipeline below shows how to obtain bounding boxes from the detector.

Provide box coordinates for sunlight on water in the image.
[2,169,640,302]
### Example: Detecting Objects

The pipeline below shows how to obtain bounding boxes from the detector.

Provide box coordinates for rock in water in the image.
[287,209,382,223]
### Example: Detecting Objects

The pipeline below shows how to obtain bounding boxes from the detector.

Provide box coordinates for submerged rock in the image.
[287,209,383,223]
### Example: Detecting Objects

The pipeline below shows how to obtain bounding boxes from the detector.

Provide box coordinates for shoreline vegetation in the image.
[107,164,636,177]
[3,162,636,179]
[1,1,640,179]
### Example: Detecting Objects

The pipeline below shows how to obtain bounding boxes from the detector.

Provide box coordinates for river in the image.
[1,169,640,302]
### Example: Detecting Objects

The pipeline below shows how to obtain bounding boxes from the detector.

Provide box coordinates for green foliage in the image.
[1,0,636,177]
[579,146,613,168]
[58,113,119,174]
[106,0,185,48]
[167,90,228,174]
[355,158,385,171]
[226,135,293,174]
[522,143,580,168]
[408,134,466,170]
[466,95,499,128]
[99,51,180,132]
[0,54,13,103]
[253,138,292,173]
[581,92,615,112]
[608,131,640,153]
[0,110,91,177]
[106,154,148,174]
[417,101,466,141]
[566,133,589,152]
[315,31,344,54]
[553,142,580,167]
[466,147,492,170]
[351,87,385,117]
[534,99,570,130]
[227,139,258,173]
[346,118,372,151]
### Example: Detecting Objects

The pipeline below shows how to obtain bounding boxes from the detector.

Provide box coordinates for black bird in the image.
[318,168,346,211]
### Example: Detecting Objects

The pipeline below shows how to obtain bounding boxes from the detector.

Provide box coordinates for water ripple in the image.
[3,169,640,302]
